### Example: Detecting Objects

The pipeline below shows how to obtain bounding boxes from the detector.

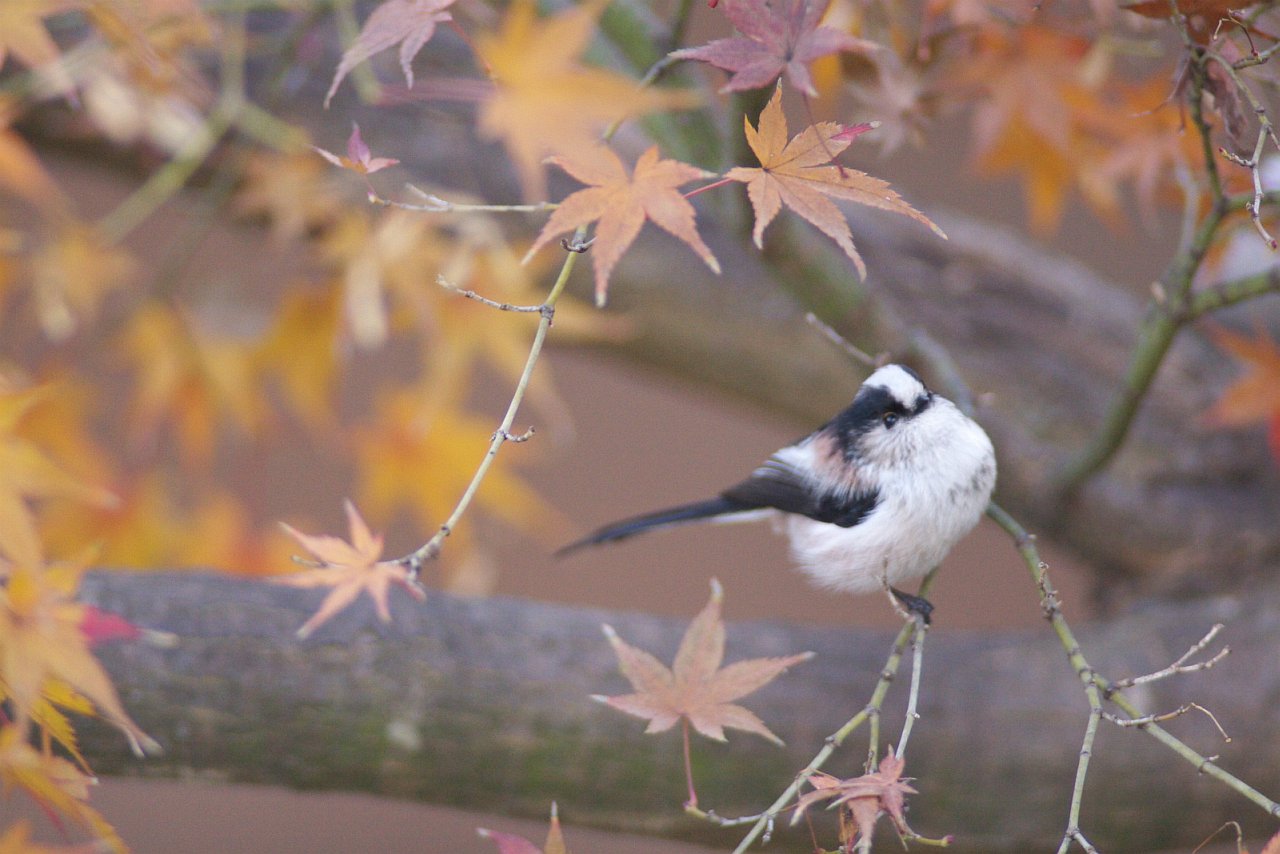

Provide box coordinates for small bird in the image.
[558,364,996,621]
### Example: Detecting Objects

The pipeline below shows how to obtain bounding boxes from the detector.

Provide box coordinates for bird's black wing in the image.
[556,457,880,557]
[720,456,880,528]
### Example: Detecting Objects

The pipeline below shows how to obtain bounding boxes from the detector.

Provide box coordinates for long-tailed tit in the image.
[558,364,997,620]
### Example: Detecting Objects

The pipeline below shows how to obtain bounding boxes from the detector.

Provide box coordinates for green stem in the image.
[731,571,936,854]
[987,502,1280,838]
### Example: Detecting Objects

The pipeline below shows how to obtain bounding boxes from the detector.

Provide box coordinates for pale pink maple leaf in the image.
[671,0,874,96]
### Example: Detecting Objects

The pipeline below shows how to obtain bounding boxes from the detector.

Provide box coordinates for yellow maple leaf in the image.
[0,561,160,758]
[475,0,700,201]
[0,726,124,853]
[525,145,720,305]
[0,387,112,567]
[117,304,271,467]
[319,209,451,348]
[28,224,136,342]
[39,471,178,569]
[355,391,563,555]
[236,149,346,242]
[255,284,344,428]
[276,500,426,639]
[726,83,942,277]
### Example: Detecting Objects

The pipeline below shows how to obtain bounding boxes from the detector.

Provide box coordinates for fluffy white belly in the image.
[782,472,991,594]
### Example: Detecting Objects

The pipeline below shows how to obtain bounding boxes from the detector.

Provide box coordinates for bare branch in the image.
[437,274,546,313]
[1110,623,1230,690]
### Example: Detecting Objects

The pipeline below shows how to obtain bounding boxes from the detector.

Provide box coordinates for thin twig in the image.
[398,227,585,576]
[1104,702,1232,742]
[728,571,938,854]
[1109,623,1230,690]
[895,617,928,760]
[988,502,1280,831]
[803,312,879,368]
[438,274,546,313]
[372,185,555,214]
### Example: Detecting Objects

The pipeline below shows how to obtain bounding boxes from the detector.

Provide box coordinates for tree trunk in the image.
[81,571,1280,852]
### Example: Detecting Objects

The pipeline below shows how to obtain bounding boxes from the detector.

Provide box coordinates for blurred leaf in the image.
[476,0,699,200]
[325,0,457,107]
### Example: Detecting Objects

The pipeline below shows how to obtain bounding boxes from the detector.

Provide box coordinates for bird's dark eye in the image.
[882,412,899,429]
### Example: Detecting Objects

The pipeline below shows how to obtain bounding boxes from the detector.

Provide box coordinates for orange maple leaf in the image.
[525,146,720,306]
[276,500,426,639]
[792,753,919,847]
[594,579,812,744]
[726,83,942,277]
[1204,325,1280,463]
[476,0,699,201]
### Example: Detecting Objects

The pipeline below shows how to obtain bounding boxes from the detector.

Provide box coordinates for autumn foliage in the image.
[1,0,1280,849]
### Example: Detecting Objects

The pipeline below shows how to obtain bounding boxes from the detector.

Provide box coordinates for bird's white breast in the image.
[785,402,995,594]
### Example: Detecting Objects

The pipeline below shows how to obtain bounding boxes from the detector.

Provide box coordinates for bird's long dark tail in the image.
[556,497,755,556]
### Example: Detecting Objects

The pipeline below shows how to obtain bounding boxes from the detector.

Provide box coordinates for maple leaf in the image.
[28,224,136,342]
[0,725,124,853]
[324,0,456,107]
[726,83,942,277]
[0,1,80,98]
[117,304,271,467]
[276,499,426,639]
[671,0,873,96]
[236,150,347,242]
[478,802,569,854]
[354,391,563,568]
[0,386,113,568]
[313,123,400,176]
[1204,325,1280,463]
[476,0,700,201]
[594,578,812,744]
[0,561,160,758]
[431,223,627,426]
[255,285,344,428]
[525,146,720,305]
[792,753,919,847]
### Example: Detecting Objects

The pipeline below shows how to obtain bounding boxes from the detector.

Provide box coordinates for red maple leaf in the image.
[671,0,873,96]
